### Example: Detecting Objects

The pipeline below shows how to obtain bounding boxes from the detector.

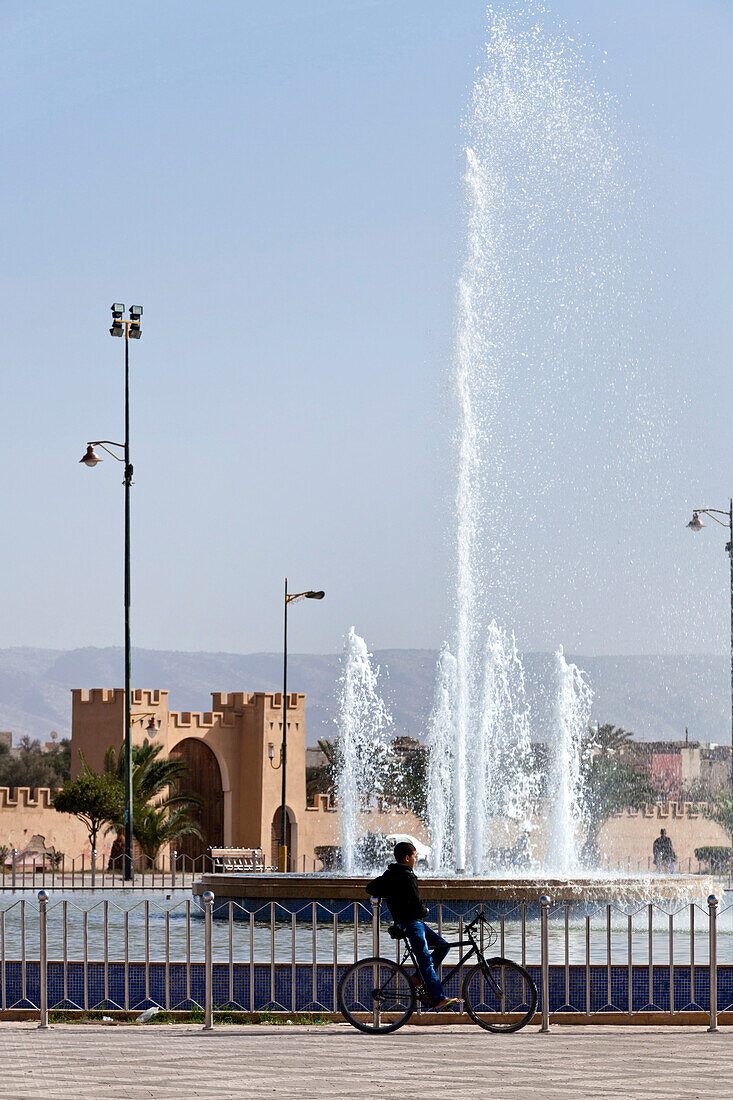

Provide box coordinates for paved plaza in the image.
[1,1023,731,1099]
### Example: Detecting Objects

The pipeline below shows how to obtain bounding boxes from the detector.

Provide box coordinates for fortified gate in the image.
[71,689,339,869]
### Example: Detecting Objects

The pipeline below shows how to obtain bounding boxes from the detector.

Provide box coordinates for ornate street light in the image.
[279,581,325,872]
[686,501,733,841]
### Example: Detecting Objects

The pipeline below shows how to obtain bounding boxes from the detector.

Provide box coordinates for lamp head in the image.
[110,320,125,337]
[687,512,706,532]
[111,303,125,318]
[129,305,143,319]
[268,742,275,760]
[145,716,160,735]
[79,444,103,467]
[305,590,325,600]
[128,321,142,339]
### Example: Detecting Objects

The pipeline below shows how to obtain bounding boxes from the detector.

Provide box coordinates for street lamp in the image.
[687,500,733,839]
[79,303,143,881]
[279,579,325,872]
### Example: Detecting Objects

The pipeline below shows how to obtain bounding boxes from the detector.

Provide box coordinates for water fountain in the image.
[335,628,395,872]
[197,5,712,912]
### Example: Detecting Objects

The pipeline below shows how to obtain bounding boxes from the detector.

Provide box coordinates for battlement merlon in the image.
[209,691,305,713]
[0,787,56,810]
[611,801,711,820]
[72,689,169,707]
[170,710,235,730]
[72,690,305,711]
[72,688,125,705]
[270,692,305,709]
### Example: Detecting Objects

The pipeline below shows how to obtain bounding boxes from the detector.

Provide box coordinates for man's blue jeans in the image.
[401,920,449,1006]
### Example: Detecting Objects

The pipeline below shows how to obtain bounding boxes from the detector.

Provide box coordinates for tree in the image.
[132,802,202,863]
[53,772,124,852]
[384,741,429,819]
[580,724,654,860]
[306,739,336,800]
[0,736,71,789]
[704,791,732,839]
[104,742,202,862]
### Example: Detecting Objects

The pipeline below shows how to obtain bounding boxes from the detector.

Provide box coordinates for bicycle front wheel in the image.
[338,956,416,1034]
[462,957,537,1033]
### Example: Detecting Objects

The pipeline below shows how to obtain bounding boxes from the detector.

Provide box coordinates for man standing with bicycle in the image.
[366,840,455,1010]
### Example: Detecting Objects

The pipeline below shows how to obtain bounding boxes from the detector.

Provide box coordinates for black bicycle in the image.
[338,908,537,1035]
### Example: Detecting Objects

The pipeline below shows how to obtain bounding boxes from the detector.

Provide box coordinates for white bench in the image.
[210,847,267,873]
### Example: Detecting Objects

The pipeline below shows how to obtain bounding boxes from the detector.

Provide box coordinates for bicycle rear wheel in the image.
[338,956,416,1034]
[462,957,537,1033]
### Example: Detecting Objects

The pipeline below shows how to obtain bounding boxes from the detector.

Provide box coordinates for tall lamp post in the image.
[687,502,733,840]
[80,303,143,881]
[277,580,325,872]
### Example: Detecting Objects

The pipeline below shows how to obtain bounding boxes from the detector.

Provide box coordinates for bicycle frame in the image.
[397,920,502,998]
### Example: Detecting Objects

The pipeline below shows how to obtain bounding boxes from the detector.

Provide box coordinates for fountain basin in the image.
[193,872,717,920]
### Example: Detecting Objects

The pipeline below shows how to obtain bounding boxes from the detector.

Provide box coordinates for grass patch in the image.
[46,1008,331,1026]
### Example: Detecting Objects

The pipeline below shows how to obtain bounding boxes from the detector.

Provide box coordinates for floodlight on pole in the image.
[80,302,143,880]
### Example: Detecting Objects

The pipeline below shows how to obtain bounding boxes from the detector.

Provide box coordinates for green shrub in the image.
[694,845,731,873]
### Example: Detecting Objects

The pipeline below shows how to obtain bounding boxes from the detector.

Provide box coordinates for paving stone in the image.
[0,1023,730,1099]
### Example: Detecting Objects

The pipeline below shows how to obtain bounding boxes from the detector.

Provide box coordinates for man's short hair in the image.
[394,840,416,863]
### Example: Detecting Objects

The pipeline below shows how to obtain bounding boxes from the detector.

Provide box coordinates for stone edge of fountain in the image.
[192,873,717,902]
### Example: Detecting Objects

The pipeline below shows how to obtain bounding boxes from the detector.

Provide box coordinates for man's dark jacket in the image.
[365,863,428,924]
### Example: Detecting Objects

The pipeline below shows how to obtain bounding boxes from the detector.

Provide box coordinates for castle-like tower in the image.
[71,688,336,867]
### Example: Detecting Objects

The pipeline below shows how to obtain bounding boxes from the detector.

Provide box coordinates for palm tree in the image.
[580,724,655,864]
[132,802,202,864]
[103,743,202,866]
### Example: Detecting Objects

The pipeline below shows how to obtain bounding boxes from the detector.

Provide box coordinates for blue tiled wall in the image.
[2,961,732,1014]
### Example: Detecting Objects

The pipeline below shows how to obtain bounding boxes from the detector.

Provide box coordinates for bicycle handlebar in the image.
[465,908,488,931]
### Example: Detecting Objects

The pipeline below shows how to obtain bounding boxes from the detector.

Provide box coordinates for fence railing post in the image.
[38,890,49,1029]
[203,890,214,1031]
[371,897,381,1030]
[540,895,550,1033]
[707,894,718,1033]
[11,849,17,890]
[171,850,177,889]
[91,849,96,889]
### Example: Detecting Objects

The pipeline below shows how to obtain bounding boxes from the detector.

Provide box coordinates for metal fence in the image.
[1,849,326,890]
[600,854,732,886]
[1,890,732,1028]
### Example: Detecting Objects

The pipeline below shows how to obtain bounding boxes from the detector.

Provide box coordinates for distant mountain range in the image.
[0,646,729,747]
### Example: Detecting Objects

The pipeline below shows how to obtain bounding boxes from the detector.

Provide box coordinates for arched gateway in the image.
[271,806,297,871]
[170,739,224,862]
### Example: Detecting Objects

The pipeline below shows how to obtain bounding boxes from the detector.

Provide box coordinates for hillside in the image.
[0,646,729,748]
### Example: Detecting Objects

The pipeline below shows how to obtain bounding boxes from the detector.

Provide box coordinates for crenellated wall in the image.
[0,787,107,859]
[599,801,729,869]
[9,689,728,872]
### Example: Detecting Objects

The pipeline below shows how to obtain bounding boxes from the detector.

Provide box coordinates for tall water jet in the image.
[546,647,593,874]
[426,645,457,870]
[469,623,536,873]
[432,3,634,872]
[335,628,394,872]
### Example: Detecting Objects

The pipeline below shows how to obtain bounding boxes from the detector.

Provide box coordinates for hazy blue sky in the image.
[1,1,731,658]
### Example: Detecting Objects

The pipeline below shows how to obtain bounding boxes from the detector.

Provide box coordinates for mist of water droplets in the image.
[546,647,593,874]
[431,3,637,874]
[335,628,394,872]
